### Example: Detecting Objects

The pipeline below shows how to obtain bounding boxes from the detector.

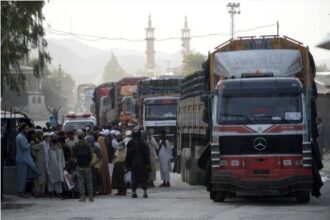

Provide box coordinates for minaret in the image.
[181,16,191,58]
[145,14,155,76]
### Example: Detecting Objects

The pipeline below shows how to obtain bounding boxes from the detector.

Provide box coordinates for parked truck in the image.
[76,84,95,113]
[108,77,147,126]
[137,76,182,153]
[177,35,321,203]
[92,82,115,127]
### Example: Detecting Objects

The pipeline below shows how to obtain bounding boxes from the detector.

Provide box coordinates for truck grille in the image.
[219,135,302,155]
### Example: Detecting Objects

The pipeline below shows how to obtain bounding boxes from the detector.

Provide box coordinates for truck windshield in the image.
[145,104,177,120]
[218,93,302,125]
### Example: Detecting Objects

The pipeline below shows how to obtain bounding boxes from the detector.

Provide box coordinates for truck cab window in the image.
[145,104,177,120]
[218,92,302,125]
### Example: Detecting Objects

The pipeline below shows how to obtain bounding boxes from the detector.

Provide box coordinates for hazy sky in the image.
[43,0,330,61]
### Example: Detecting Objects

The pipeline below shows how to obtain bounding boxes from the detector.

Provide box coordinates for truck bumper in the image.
[211,173,313,196]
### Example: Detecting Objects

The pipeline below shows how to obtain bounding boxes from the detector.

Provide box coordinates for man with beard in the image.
[72,130,94,202]
[125,129,150,198]
[158,130,173,187]
[16,123,40,198]
[31,129,47,198]
[47,133,65,199]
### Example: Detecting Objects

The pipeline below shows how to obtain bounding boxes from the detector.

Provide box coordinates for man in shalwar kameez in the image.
[47,133,65,198]
[158,130,173,187]
[126,129,150,198]
[16,123,40,198]
[146,130,158,187]
[31,130,47,198]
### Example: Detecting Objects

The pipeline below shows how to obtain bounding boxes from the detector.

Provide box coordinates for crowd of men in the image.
[15,121,173,201]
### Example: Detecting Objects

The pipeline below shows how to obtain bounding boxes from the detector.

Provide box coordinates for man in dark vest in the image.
[126,129,150,198]
[72,130,93,202]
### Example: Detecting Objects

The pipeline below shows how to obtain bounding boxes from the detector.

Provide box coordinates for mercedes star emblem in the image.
[253,137,267,151]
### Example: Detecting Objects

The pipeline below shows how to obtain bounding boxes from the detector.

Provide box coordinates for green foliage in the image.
[1,87,28,110]
[102,52,125,82]
[1,1,51,94]
[182,52,206,76]
[41,67,76,113]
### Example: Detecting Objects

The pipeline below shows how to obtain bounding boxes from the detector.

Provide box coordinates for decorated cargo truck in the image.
[177,35,323,203]
[137,76,182,165]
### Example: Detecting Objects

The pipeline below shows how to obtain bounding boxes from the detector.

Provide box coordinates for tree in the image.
[1,1,51,94]
[182,52,206,76]
[102,52,125,82]
[41,67,76,114]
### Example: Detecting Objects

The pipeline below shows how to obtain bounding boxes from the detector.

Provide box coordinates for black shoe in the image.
[148,181,155,188]
[143,192,148,198]
[39,193,46,198]
[132,193,137,198]
[166,182,171,187]
[159,182,167,187]
[32,193,39,198]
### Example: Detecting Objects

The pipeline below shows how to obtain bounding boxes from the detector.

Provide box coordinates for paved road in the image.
[2,168,330,220]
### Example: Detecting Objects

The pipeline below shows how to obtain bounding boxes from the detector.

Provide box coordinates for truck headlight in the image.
[282,159,292,166]
[231,160,240,167]
[220,160,227,167]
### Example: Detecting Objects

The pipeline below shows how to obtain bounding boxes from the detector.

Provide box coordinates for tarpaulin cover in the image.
[215,49,302,78]
[120,85,137,96]
[99,87,111,96]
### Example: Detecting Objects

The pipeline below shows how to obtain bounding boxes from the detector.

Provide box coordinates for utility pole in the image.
[58,64,62,89]
[227,2,241,39]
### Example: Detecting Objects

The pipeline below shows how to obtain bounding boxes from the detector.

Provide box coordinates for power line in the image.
[236,22,277,34]
[46,28,144,42]
[45,22,277,42]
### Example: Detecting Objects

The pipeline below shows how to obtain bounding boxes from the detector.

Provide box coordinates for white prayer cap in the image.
[100,129,110,136]
[43,132,54,137]
[110,130,121,136]
[125,130,132,137]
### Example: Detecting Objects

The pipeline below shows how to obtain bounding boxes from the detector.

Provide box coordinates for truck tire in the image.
[212,191,226,202]
[181,148,187,182]
[296,190,310,203]
[187,169,199,185]
[184,149,190,182]
[184,149,199,185]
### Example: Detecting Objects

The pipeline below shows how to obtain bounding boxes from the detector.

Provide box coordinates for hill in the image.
[45,38,182,86]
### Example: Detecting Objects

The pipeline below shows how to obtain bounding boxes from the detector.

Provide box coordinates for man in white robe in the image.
[158,130,173,187]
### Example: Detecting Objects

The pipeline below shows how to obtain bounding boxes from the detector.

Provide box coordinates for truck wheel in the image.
[212,191,226,202]
[187,169,199,185]
[181,149,187,182]
[184,149,199,185]
[210,191,214,200]
[296,190,310,203]
[184,149,190,182]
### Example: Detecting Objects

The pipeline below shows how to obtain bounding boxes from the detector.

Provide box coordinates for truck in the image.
[137,76,182,161]
[92,82,115,127]
[106,77,147,127]
[76,84,95,113]
[177,35,321,203]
